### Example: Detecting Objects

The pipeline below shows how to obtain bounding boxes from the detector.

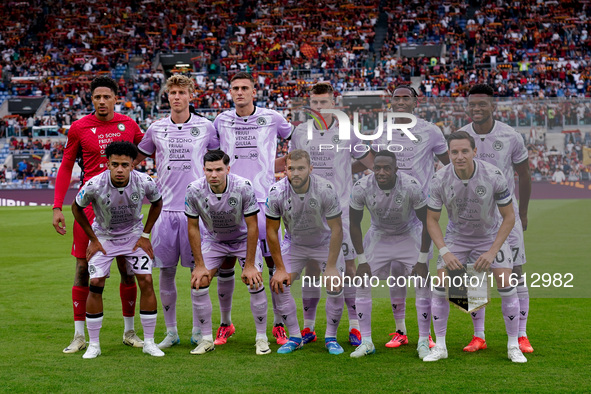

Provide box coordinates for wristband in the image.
[357,253,367,265]
[439,246,450,256]
[418,252,428,264]
[141,232,150,239]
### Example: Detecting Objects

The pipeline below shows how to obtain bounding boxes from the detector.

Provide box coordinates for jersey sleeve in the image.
[184,184,200,218]
[276,112,293,139]
[349,180,366,211]
[411,179,428,210]
[75,176,96,208]
[493,171,512,206]
[242,180,260,217]
[265,186,281,219]
[137,124,156,156]
[205,120,220,150]
[132,120,144,145]
[350,128,369,160]
[53,124,81,209]
[289,124,305,151]
[511,133,529,165]
[427,175,443,211]
[142,173,161,203]
[431,126,448,156]
[324,183,342,220]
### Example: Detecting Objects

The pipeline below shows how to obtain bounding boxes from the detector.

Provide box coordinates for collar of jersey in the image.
[453,160,478,182]
[208,176,229,195]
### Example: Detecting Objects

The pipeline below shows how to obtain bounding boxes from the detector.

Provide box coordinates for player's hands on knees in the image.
[474,251,495,272]
[270,268,290,294]
[191,266,212,289]
[442,251,463,271]
[412,262,429,279]
[53,209,66,235]
[134,237,154,259]
[355,263,372,288]
[241,265,263,290]
[323,265,342,293]
[86,239,106,260]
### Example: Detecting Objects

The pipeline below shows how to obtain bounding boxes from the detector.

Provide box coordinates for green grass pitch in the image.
[0,199,589,392]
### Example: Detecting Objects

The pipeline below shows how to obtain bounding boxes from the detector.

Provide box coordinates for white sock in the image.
[475,331,485,340]
[304,319,315,331]
[508,336,519,348]
[202,334,214,342]
[395,319,406,335]
[418,336,429,343]
[167,325,178,335]
[221,311,232,326]
[362,336,373,344]
[192,327,201,336]
[75,321,85,337]
[255,333,268,341]
[518,331,527,338]
[436,335,446,349]
[124,316,134,332]
[349,320,360,331]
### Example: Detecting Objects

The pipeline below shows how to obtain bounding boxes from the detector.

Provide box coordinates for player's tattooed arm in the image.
[133,198,162,259]
[241,214,262,290]
[71,201,106,260]
[266,217,290,294]
[188,217,211,288]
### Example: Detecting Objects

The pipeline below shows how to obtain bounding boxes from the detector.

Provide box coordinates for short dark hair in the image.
[105,141,138,160]
[374,149,397,163]
[447,130,476,149]
[230,72,255,86]
[286,149,311,165]
[203,149,230,165]
[90,76,119,96]
[310,82,334,96]
[468,84,494,97]
[392,85,418,98]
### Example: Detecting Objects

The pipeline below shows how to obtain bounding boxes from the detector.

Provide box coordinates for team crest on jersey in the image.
[309,198,318,208]
[130,192,140,203]
[475,186,487,197]
[117,123,126,131]
[493,140,503,151]
[395,194,404,205]
[332,135,340,144]
[228,197,238,207]
[190,127,200,137]
[412,134,423,145]
[256,117,267,126]
[89,265,96,275]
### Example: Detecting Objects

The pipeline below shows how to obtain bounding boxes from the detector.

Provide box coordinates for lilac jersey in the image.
[138,114,219,211]
[428,160,512,239]
[185,173,259,242]
[460,120,528,197]
[265,174,342,248]
[214,107,292,201]
[373,118,447,193]
[350,172,426,236]
[76,170,161,239]
[290,121,367,209]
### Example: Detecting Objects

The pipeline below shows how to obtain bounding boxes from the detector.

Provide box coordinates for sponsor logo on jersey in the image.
[190,127,200,137]
[228,197,238,207]
[130,192,140,203]
[475,185,487,197]
[256,117,267,126]
[493,140,503,151]
[118,123,126,131]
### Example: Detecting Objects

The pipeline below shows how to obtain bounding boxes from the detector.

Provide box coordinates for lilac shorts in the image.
[88,235,153,279]
[280,239,346,281]
[152,210,194,268]
[202,238,264,272]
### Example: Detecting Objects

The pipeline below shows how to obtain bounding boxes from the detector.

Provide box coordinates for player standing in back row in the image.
[134,75,219,349]
[213,72,292,345]
[459,84,533,354]
[53,76,144,354]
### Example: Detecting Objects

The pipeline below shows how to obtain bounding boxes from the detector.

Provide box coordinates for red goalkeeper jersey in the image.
[53,112,143,209]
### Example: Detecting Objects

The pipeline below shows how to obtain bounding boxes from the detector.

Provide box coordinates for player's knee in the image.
[248,285,266,295]
[89,280,104,294]
[136,274,154,292]
[191,286,209,297]
[512,265,523,278]
[218,268,235,281]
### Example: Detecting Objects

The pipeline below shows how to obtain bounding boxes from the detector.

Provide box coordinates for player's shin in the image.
[356,286,373,343]
[217,269,235,325]
[120,282,137,332]
[517,277,529,337]
[276,286,301,338]
[415,281,432,340]
[431,287,449,348]
[140,310,157,341]
[191,287,213,340]
[72,286,89,336]
[86,312,103,345]
[498,286,519,348]
[159,266,178,332]
[471,308,486,339]
[325,291,344,339]
[302,279,321,330]
[249,286,268,338]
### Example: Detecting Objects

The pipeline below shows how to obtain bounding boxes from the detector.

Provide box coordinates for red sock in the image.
[72,286,89,321]
[120,283,137,317]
